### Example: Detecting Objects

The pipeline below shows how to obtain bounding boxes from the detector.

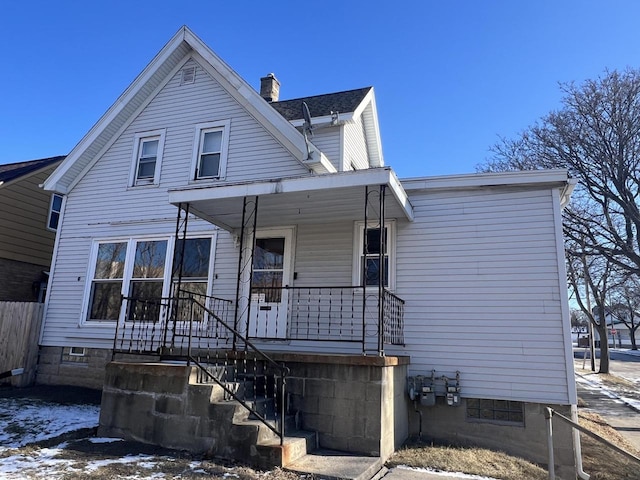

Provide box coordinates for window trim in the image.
[129,129,166,187]
[80,233,216,326]
[47,193,64,231]
[352,220,395,291]
[190,120,231,181]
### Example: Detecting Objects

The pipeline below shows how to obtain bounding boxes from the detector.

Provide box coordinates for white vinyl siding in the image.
[41,55,309,347]
[306,127,341,171]
[387,186,571,405]
[343,116,369,170]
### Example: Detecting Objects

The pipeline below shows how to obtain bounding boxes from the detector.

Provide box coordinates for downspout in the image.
[572,405,590,479]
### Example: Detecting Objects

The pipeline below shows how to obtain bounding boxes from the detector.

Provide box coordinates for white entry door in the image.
[248,228,294,339]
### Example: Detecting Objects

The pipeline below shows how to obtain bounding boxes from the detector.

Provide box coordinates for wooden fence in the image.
[0,302,44,387]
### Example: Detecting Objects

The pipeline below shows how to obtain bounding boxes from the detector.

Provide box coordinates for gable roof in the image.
[44,27,334,194]
[0,156,65,186]
[271,87,372,120]
[271,86,384,168]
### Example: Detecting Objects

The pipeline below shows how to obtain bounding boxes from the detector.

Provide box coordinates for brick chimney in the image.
[260,73,280,102]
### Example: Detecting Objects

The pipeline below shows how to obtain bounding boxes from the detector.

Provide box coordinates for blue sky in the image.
[2,1,640,178]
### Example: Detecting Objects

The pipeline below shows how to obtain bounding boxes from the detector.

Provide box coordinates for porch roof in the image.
[168,167,414,231]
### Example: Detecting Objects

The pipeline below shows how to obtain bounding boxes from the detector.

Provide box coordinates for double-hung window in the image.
[127,240,168,322]
[130,130,166,186]
[84,236,214,323]
[353,221,395,289]
[191,120,230,180]
[47,193,63,231]
[87,242,128,321]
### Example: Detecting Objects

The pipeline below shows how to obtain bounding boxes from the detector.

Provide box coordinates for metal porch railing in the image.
[247,285,405,348]
[113,292,288,445]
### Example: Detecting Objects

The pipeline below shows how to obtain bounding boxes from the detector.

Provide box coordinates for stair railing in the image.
[188,294,289,445]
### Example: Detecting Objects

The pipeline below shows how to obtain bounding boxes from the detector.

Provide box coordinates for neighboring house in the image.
[37,27,579,477]
[0,156,65,302]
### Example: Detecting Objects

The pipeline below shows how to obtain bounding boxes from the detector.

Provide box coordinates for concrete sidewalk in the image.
[576,373,640,451]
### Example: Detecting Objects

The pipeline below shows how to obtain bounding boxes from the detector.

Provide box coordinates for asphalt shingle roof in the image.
[270,87,372,121]
[0,156,65,184]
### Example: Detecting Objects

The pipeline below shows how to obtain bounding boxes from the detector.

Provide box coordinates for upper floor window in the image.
[353,221,395,290]
[191,120,230,181]
[130,130,166,186]
[47,193,63,231]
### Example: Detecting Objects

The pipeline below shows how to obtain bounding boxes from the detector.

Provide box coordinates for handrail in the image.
[544,407,640,480]
[190,295,288,445]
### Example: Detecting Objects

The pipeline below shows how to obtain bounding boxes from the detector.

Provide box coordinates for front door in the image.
[248,228,294,338]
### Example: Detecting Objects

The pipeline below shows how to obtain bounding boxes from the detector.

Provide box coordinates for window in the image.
[127,240,168,322]
[47,193,63,231]
[191,121,230,180]
[84,236,213,323]
[130,130,166,186]
[353,221,395,289]
[466,399,524,425]
[87,242,127,321]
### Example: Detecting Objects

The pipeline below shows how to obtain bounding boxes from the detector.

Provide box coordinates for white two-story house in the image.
[38,27,579,478]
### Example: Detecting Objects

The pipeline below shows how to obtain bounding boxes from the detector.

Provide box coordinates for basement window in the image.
[466,398,524,425]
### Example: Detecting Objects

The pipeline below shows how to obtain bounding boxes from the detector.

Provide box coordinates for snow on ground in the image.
[395,465,499,479]
[0,397,100,449]
[576,373,640,412]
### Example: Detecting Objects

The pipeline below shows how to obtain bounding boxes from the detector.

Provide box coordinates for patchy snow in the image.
[576,373,640,412]
[395,465,500,479]
[0,397,100,449]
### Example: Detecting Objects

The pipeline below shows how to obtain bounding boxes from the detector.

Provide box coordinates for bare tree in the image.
[609,276,640,350]
[480,69,640,373]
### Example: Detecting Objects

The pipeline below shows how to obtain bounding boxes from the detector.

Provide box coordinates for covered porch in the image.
[112,167,412,359]
[106,168,413,458]
[170,167,412,356]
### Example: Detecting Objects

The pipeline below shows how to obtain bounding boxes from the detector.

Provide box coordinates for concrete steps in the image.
[188,364,316,468]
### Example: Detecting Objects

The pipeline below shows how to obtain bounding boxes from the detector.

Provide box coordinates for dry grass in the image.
[387,411,640,480]
[579,411,640,480]
[388,441,548,480]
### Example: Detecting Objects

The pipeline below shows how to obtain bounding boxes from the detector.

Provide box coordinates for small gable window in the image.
[130,130,166,187]
[191,120,230,181]
[47,193,63,231]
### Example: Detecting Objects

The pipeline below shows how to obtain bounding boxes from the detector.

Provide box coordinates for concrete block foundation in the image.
[408,396,577,480]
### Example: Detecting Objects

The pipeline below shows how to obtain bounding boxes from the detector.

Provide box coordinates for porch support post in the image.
[378,184,386,356]
[233,196,259,351]
[246,196,259,349]
[167,203,190,352]
[362,187,369,355]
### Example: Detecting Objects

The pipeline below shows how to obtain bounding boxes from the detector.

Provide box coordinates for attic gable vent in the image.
[181,66,196,85]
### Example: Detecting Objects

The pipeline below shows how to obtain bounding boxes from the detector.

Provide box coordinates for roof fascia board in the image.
[44,28,190,193]
[61,56,192,194]
[185,32,324,171]
[359,89,384,167]
[289,112,355,127]
[1,161,62,190]
[401,169,571,191]
[168,167,412,220]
